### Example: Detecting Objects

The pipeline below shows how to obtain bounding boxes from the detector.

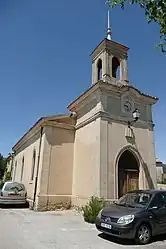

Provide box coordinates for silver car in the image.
[0,181,27,205]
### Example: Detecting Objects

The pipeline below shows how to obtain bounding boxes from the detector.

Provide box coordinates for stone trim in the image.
[90,38,129,59]
[76,110,154,130]
[13,120,74,153]
[67,81,158,112]
[44,121,74,131]
[13,114,70,151]
[67,83,99,111]
[13,128,42,153]
[76,111,101,130]
[114,145,145,199]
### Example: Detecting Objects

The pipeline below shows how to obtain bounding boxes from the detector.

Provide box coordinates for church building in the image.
[12,12,158,210]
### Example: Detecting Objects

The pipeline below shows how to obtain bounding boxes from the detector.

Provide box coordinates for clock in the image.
[123,100,132,112]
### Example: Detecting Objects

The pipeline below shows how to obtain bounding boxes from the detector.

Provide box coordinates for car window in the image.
[117,194,128,204]
[4,182,25,192]
[117,192,151,207]
[150,193,166,208]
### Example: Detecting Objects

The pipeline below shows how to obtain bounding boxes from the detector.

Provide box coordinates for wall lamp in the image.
[128,109,140,128]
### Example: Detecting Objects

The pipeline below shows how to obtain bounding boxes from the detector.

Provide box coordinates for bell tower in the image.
[68,9,158,207]
[91,11,129,86]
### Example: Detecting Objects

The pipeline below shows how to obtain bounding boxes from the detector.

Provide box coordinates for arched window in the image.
[97,59,102,81]
[112,57,120,79]
[20,156,24,182]
[31,150,36,181]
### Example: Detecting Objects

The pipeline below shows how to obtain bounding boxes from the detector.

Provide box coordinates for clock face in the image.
[124,100,132,112]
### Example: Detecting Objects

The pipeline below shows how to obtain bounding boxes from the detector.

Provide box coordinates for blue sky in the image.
[0,0,165,162]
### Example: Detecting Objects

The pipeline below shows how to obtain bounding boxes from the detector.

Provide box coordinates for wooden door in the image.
[127,171,139,192]
[118,170,139,198]
[118,170,127,198]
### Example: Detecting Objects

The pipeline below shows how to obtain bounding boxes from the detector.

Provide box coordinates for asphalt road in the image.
[0,207,166,249]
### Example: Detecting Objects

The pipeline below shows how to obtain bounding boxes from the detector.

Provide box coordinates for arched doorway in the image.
[118,150,139,198]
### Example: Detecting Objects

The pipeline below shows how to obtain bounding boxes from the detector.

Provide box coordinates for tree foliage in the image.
[3,170,12,182]
[107,0,166,52]
[0,154,7,180]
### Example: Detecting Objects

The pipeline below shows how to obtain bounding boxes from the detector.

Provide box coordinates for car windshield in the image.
[4,182,25,192]
[115,192,152,208]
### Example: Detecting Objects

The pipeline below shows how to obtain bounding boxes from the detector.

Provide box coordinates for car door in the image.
[149,192,166,234]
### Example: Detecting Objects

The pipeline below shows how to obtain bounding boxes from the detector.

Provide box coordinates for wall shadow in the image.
[98,233,135,246]
[127,127,155,189]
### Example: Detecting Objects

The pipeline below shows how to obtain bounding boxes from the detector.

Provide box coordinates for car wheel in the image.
[135,224,152,245]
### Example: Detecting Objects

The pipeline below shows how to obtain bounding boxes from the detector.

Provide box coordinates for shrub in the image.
[157,179,166,184]
[82,196,105,223]
[3,170,12,181]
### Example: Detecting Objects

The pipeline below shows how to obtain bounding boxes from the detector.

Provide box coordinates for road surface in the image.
[0,207,166,249]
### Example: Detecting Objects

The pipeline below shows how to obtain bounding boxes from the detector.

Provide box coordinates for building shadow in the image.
[98,233,135,245]
[98,232,166,246]
[128,127,155,189]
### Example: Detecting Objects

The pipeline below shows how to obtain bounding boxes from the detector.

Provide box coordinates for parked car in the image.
[0,181,27,205]
[96,189,166,245]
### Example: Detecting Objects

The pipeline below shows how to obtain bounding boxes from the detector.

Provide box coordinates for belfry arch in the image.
[112,57,120,79]
[97,58,102,81]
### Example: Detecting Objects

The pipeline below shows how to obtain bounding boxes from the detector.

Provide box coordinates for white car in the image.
[0,181,27,205]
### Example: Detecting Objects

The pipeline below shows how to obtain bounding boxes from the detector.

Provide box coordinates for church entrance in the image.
[118,150,139,198]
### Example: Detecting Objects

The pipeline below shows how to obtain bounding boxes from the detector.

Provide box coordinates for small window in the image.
[31,150,36,181]
[20,157,24,181]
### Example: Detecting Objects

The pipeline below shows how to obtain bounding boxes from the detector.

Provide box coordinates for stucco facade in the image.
[12,115,75,210]
[68,80,157,206]
[12,37,158,210]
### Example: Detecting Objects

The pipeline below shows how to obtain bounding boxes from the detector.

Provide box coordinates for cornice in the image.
[13,118,75,152]
[13,127,42,153]
[67,81,158,113]
[76,111,101,130]
[67,82,100,111]
[76,110,154,131]
[44,121,75,131]
[99,82,158,104]
[92,48,106,62]
[90,38,129,60]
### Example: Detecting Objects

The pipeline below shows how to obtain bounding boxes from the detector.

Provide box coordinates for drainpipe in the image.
[11,154,14,180]
[32,126,43,210]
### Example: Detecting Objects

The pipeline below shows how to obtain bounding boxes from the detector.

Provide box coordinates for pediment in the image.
[119,85,158,105]
[120,89,139,105]
[67,81,158,114]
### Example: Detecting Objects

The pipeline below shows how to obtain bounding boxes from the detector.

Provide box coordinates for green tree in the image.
[3,170,12,181]
[0,154,7,180]
[107,0,166,52]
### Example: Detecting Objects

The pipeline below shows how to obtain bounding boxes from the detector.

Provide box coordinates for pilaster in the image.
[100,119,108,198]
